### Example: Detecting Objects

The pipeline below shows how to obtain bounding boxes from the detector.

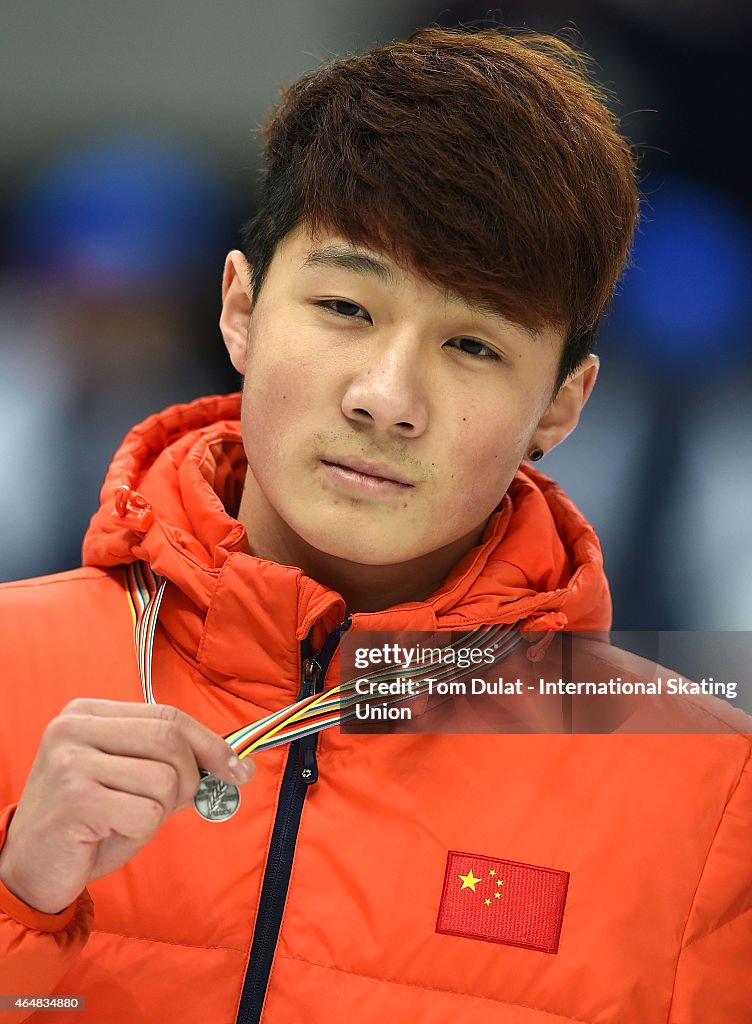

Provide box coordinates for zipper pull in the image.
[300,738,318,785]
[301,656,322,696]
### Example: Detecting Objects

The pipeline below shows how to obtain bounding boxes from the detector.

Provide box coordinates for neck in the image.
[237,483,485,614]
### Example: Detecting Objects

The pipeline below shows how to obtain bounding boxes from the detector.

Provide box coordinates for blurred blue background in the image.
[1,0,750,630]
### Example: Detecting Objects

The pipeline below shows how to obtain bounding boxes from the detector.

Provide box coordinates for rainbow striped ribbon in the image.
[125,561,525,763]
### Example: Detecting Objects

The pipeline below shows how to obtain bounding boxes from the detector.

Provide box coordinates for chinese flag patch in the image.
[436,850,569,953]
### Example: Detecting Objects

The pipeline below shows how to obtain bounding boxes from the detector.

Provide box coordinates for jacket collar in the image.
[83,394,611,695]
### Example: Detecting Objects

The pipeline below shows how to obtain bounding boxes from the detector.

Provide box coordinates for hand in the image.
[0,699,254,914]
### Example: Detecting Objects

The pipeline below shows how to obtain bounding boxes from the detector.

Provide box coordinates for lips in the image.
[321,457,413,487]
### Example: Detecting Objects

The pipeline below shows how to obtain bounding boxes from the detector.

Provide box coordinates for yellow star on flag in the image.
[496,879,504,886]
[458,869,481,892]
[489,869,496,876]
[495,892,502,899]
[484,898,491,906]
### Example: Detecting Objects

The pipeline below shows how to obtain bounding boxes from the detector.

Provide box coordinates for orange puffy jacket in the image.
[1,394,750,1023]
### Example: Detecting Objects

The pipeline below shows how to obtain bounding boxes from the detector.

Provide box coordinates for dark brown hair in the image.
[241,27,640,390]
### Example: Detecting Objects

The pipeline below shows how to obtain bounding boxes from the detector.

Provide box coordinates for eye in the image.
[445,337,500,360]
[318,299,372,322]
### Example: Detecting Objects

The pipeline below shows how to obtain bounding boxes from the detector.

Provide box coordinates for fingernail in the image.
[229,755,253,783]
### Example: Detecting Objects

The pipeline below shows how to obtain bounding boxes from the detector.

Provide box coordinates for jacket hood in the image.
[83,394,611,683]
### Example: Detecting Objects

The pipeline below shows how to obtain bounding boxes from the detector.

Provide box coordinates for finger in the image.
[147,705,254,786]
[70,748,184,817]
[43,718,199,809]
[79,786,165,845]
[51,705,252,791]
[60,698,196,720]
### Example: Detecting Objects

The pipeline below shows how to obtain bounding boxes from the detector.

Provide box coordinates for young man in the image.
[1,27,750,1024]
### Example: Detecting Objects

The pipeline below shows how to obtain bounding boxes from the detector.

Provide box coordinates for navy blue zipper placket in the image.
[236,617,351,1024]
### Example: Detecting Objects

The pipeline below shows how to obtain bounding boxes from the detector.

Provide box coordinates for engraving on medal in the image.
[193,773,241,822]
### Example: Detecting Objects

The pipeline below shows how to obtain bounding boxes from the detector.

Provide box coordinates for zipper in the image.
[298,652,322,784]
[235,617,351,1024]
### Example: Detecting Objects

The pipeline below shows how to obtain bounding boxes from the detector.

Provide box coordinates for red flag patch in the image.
[436,850,569,953]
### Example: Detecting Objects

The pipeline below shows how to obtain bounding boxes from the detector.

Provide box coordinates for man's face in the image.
[225,225,568,567]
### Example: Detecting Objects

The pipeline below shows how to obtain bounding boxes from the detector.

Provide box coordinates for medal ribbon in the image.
[125,561,525,764]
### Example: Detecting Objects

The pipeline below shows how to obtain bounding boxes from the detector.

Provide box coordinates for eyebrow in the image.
[302,245,401,288]
[301,244,538,339]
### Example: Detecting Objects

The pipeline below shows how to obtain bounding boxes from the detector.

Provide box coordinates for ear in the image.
[219,250,253,374]
[528,354,599,458]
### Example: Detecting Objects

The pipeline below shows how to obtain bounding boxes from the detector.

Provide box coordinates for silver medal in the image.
[193,772,241,822]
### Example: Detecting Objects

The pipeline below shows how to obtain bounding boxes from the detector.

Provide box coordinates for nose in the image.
[341,336,429,437]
